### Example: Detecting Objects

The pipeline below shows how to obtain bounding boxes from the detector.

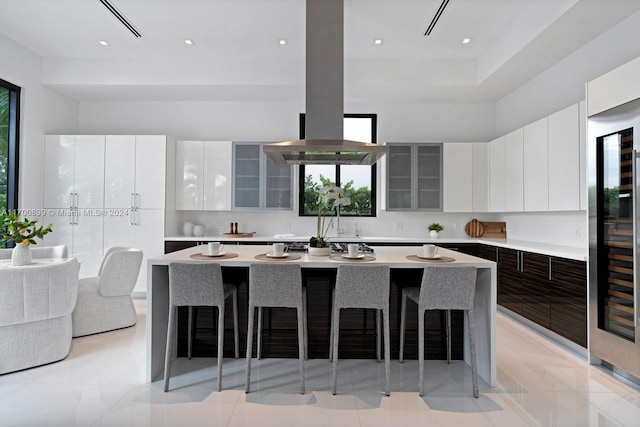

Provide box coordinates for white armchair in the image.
[0,257,80,374]
[72,247,143,337]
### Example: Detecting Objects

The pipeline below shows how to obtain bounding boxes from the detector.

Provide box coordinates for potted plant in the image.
[0,212,53,266]
[428,222,444,239]
[309,185,350,256]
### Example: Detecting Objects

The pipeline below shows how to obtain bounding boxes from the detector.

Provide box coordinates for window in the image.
[0,79,20,217]
[299,114,377,217]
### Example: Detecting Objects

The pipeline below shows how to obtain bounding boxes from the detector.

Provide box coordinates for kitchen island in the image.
[146,244,497,387]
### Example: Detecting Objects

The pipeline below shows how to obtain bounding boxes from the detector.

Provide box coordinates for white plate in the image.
[417,254,441,259]
[202,252,226,257]
[342,254,365,259]
[266,252,289,258]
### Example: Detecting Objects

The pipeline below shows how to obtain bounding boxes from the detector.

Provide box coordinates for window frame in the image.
[0,78,20,215]
[298,113,378,217]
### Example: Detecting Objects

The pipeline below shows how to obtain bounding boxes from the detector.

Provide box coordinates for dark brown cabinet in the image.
[549,257,587,347]
[520,252,551,329]
[497,248,522,314]
[490,245,587,348]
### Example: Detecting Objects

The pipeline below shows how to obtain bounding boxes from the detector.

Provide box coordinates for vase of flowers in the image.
[1,212,53,266]
[309,185,350,256]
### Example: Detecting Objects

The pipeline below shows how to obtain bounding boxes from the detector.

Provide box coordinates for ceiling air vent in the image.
[99,0,142,38]
[424,0,450,36]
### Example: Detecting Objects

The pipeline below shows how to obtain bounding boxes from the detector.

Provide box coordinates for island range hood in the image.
[263,0,387,166]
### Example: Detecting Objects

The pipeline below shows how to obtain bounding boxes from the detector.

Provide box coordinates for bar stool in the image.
[163,262,239,392]
[400,265,479,397]
[245,263,306,394]
[331,264,391,396]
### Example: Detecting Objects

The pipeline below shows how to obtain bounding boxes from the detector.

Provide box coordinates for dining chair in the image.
[245,263,306,394]
[164,262,238,392]
[400,265,479,397]
[331,264,391,396]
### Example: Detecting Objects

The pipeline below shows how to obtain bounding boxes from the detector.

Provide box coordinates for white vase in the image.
[12,244,32,266]
[308,246,331,256]
[183,222,194,236]
[429,230,439,238]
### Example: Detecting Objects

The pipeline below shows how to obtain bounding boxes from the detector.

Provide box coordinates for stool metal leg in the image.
[399,291,407,363]
[383,307,390,396]
[418,307,425,397]
[446,309,452,364]
[163,305,177,392]
[257,307,263,359]
[233,289,239,358]
[216,304,224,391]
[187,306,193,360]
[245,304,255,393]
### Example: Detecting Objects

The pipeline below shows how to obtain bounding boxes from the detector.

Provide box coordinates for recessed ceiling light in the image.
[184,39,194,45]
[279,39,288,45]
[98,40,109,46]
[462,38,471,44]
[374,39,383,45]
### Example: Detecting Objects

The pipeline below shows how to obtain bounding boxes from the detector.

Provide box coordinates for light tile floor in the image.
[2,299,640,426]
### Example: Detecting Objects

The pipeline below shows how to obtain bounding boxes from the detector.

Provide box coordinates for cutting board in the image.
[464,219,506,238]
[222,232,255,238]
[464,219,484,237]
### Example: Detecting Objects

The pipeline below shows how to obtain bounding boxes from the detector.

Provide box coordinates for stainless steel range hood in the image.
[263,0,387,166]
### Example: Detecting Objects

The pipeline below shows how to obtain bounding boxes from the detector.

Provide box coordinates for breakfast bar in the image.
[145,244,497,387]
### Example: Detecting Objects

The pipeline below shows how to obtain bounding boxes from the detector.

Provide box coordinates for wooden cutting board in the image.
[222,232,255,238]
[479,221,507,238]
[464,219,506,238]
[464,219,484,237]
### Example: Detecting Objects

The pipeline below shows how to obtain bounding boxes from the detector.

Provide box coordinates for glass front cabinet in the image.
[386,143,442,211]
[233,142,292,210]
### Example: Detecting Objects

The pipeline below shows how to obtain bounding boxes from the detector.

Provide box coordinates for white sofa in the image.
[0,244,68,260]
[0,257,80,374]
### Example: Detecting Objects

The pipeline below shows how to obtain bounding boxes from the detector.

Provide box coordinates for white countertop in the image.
[164,235,588,261]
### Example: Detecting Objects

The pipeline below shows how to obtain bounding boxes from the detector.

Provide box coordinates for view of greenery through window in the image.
[0,86,9,213]
[300,115,376,216]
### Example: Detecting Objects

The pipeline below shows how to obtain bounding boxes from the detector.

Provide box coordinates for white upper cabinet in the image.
[523,117,549,211]
[505,128,524,212]
[44,135,105,209]
[488,136,506,212]
[104,135,136,208]
[443,143,473,212]
[175,140,204,210]
[176,140,232,211]
[579,100,587,210]
[548,103,580,211]
[135,135,167,209]
[106,135,167,210]
[203,141,232,210]
[472,143,489,212]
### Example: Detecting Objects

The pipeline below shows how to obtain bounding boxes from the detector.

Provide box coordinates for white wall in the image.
[496,8,640,135]
[0,34,79,209]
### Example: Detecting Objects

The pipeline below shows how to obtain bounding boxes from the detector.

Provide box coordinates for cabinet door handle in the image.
[516,251,520,272]
[131,193,135,210]
[135,193,140,209]
[548,257,552,281]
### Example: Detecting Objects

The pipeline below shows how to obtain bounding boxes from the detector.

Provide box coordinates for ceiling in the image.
[1,0,640,103]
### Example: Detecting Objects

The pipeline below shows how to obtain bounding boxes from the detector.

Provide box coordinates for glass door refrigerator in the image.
[589,98,640,380]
